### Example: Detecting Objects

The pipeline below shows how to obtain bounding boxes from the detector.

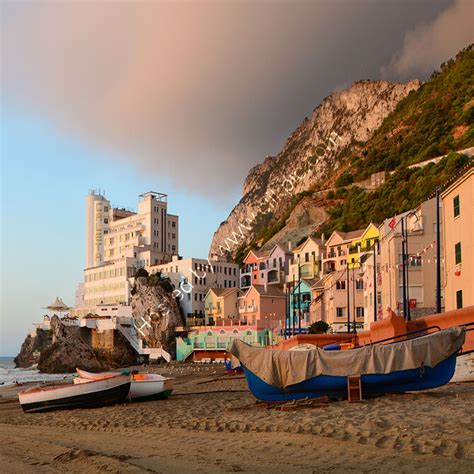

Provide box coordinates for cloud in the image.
[0,1,460,200]
[382,0,474,80]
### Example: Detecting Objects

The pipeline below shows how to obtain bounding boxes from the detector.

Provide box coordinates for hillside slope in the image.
[209,80,420,260]
[210,45,473,264]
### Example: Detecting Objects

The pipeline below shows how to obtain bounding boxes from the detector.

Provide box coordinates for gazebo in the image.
[44,297,71,318]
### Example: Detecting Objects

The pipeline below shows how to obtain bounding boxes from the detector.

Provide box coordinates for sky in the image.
[1,0,473,356]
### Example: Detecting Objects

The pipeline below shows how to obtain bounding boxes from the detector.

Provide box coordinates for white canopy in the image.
[45,297,70,312]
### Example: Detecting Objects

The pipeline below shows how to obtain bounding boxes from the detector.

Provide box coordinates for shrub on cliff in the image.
[135,268,149,279]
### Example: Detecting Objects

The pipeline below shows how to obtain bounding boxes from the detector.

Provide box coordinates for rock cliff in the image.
[37,316,105,373]
[131,277,184,359]
[209,80,420,259]
[14,327,52,368]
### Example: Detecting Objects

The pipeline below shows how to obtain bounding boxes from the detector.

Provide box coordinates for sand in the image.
[0,363,473,473]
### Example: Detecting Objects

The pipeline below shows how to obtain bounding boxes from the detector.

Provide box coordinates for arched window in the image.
[246,331,252,336]
[207,331,213,336]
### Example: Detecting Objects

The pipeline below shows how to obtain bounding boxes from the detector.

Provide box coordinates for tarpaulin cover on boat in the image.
[230,327,465,388]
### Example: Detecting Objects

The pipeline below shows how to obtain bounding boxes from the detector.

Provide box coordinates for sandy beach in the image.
[0,364,473,473]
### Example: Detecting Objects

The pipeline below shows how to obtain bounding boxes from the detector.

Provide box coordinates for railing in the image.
[116,324,142,354]
[362,325,442,347]
[180,344,194,361]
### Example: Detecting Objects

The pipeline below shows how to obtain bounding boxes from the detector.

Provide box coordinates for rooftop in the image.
[139,191,167,203]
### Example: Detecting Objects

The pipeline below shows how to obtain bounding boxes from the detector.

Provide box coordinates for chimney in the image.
[288,241,292,251]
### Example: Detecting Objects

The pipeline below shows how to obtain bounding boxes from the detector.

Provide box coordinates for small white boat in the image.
[75,369,174,401]
[450,352,474,383]
[18,374,131,413]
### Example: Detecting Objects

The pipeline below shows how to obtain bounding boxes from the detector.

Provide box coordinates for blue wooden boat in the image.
[231,327,465,402]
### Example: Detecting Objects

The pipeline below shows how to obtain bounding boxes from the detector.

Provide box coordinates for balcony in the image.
[267,269,282,284]
[240,274,252,289]
[239,304,257,313]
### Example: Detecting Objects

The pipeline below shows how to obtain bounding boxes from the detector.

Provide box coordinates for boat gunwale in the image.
[19,374,129,395]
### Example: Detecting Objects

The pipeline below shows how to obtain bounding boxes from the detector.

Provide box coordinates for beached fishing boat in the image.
[75,369,174,401]
[230,327,466,402]
[18,374,131,412]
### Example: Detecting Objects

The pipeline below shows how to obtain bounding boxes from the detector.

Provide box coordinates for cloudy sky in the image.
[1,0,473,355]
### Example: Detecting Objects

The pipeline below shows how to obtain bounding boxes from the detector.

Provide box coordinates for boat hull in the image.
[75,370,174,401]
[242,352,458,402]
[19,376,131,413]
[450,352,474,383]
[130,376,174,402]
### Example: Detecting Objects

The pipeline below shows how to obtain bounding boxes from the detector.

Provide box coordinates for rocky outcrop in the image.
[209,80,420,259]
[131,278,184,358]
[14,328,52,368]
[37,316,105,373]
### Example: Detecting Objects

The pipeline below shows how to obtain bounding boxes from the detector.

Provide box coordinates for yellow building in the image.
[347,223,380,269]
[442,167,474,310]
[204,288,241,325]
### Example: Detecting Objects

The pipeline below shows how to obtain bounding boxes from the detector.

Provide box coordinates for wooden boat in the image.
[230,327,465,402]
[18,374,131,413]
[75,369,174,401]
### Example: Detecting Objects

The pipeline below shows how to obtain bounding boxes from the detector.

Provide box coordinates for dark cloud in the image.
[1,0,466,203]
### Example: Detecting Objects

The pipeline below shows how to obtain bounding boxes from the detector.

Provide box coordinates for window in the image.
[172,222,176,228]
[305,252,309,262]
[453,195,460,218]
[456,290,463,309]
[455,242,462,265]
[356,280,364,290]
[356,307,364,318]
[336,307,344,318]
[336,281,346,290]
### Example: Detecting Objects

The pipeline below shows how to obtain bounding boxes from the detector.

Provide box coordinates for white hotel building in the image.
[148,257,239,319]
[73,190,179,314]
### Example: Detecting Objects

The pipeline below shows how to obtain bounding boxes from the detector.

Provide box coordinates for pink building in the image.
[240,244,292,289]
[238,285,286,328]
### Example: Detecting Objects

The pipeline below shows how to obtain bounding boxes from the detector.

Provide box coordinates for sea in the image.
[0,357,73,386]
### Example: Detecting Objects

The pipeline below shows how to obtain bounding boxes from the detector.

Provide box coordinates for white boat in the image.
[450,352,474,383]
[75,369,174,401]
[18,374,131,413]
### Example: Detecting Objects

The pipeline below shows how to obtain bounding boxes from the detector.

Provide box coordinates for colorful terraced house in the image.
[203,288,241,325]
[240,244,292,289]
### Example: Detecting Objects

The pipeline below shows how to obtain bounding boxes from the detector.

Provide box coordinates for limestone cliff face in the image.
[131,278,184,358]
[209,80,420,259]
